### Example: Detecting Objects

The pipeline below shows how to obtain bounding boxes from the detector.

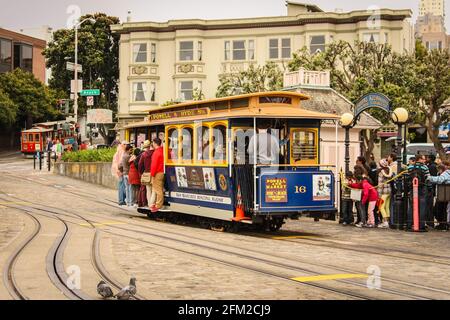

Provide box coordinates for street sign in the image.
[80,89,100,96]
[86,96,94,106]
[70,80,83,93]
[66,62,83,73]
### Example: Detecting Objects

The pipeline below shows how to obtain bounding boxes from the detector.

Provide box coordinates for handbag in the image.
[141,172,151,184]
[350,189,362,202]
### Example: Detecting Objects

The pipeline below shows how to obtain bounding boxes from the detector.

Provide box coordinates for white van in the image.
[405,143,450,161]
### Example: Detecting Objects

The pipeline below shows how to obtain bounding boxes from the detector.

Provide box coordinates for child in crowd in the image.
[351,166,378,228]
[377,159,392,228]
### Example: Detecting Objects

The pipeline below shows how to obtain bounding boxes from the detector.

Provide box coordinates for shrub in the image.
[61,148,117,163]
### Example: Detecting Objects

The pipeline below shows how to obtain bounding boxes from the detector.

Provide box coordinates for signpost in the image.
[354,93,391,118]
[70,80,83,93]
[80,89,100,96]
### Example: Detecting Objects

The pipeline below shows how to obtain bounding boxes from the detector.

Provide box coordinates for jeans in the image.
[118,176,126,205]
[124,175,133,206]
[341,199,354,224]
[358,202,367,225]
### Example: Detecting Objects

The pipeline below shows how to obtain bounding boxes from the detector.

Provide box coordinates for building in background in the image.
[0,27,46,82]
[18,25,53,84]
[419,0,445,17]
[111,1,413,135]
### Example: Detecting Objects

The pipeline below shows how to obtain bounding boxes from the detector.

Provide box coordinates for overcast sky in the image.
[0,0,449,31]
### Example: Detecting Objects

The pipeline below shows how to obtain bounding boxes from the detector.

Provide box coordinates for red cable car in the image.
[21,121,77,154]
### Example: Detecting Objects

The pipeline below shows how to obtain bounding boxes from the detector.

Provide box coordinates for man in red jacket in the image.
[151,137,165,212]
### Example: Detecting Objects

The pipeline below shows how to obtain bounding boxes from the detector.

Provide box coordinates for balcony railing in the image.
[283,68,330,88]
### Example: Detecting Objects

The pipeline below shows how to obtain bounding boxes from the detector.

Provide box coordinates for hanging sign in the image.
[354,93,391,118]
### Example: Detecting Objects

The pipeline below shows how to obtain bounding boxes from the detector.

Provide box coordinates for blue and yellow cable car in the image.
[125,91,339,231]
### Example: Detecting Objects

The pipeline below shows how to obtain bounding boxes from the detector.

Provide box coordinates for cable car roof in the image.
[22,127,53,133]
[125,91,339,129]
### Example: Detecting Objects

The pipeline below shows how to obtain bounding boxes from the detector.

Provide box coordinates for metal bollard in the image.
[413,177,419,232]
[48,151,51,171]
[33,152,36,169]
[39,152,42,171]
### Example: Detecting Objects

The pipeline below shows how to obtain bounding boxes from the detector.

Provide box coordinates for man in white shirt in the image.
[248,126,279,165]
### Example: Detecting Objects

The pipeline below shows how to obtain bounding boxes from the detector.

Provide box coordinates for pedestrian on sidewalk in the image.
[138,140,155,208]
[120,145,133,207]
[427,160,450,231]
[377,159,392,228]
[351,165,378,228]
[150,138,165,213]
[341,171,355,225]
[111,142,127,206]
[55,139,63,161]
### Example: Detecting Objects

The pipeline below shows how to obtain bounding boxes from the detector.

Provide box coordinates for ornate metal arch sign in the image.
[354,93,391,118]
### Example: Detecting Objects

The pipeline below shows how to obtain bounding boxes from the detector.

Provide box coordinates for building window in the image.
[248,40,255,60]
[281,38,291,58]
[179,41,194,61]
[151,43,156,63]
[233,40,246,60]
[310,36,325,54]
[132,82,147,102]
[0,38,12,73]
[179,81,193,100]
[269,39,279,59]
[198,41,203,61]
[133,43,147,63]
[224,41,231,61]
[363,33,380,43]
[13,43,32,73]
[150,82,156,102]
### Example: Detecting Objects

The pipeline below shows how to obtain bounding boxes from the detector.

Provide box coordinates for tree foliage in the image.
[288,40,424,159]
[0,88,17,127]
[216,62,283,97]
[43,13,120,114]
[0,69,60,129]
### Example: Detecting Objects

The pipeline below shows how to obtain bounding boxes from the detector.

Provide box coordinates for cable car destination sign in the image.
[149,108,209,121]
[354,93,391,118]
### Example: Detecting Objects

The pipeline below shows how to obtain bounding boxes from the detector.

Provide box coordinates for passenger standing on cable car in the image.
[248,124,279,165]
[150,138,165,213]
[138,140,154,208]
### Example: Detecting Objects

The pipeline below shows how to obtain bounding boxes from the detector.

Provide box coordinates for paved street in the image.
[1,151,450,300]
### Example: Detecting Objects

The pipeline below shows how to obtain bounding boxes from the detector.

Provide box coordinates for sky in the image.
[0,0,449,32]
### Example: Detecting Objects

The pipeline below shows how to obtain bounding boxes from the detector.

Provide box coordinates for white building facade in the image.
[111,2,413,134]
[419,0,445,17]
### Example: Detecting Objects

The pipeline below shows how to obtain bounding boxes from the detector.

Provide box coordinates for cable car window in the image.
[291,129,318,164]
[233,128,254,165]
[181,127,193,161]
[34,134,40,141]
[23,134,28,142]
[196,125,210,161]
[167,128,179,161]
[259,96,292,104]
[212,124,226,162]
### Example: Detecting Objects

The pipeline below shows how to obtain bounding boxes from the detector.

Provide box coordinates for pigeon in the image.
[115,277,137,300]
[97,280,114,299]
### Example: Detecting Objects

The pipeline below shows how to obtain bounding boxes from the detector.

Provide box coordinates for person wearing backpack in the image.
[406,154,430,231]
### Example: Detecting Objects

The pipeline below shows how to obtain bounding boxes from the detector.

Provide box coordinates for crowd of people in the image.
[46,136,94,160]
[341,153,450,231]
[111,139,165,213]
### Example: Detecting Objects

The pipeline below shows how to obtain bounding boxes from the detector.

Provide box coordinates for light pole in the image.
[391,107,409,230]
[339,113,355,174]
[73,18,95,124]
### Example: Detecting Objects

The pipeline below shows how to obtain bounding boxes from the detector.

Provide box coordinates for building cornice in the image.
[111,9,412,34]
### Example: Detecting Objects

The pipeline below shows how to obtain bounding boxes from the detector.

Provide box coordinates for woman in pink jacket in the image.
[350,167,379,228]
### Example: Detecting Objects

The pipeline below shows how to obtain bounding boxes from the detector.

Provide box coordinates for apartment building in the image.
[0,27,46,82]
[111,1,413,130]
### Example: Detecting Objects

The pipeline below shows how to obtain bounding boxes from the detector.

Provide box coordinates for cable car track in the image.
[2,194,446,300]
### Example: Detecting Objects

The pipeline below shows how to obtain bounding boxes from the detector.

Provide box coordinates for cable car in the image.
[21,121,77,154]
[125,91,339,231]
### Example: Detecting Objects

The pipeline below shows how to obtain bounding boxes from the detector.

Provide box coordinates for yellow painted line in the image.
[79,222,127,227]
[291,274,368,283]
[272,235,318,240]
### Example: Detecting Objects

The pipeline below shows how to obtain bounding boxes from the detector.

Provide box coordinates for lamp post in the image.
[391,107,409,230]
[73,18,95,124]
[339,113,355,174]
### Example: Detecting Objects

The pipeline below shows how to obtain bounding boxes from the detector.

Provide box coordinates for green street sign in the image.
[80,89,100,96]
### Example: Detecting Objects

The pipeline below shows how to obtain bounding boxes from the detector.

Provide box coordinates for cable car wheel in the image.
[263,216,285,232]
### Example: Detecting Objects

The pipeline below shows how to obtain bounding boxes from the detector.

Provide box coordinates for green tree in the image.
[216,62,283,97]
[44,13,120,143]
[0,69,60,129]
[289,41,418,159]
[0,88,17,127]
